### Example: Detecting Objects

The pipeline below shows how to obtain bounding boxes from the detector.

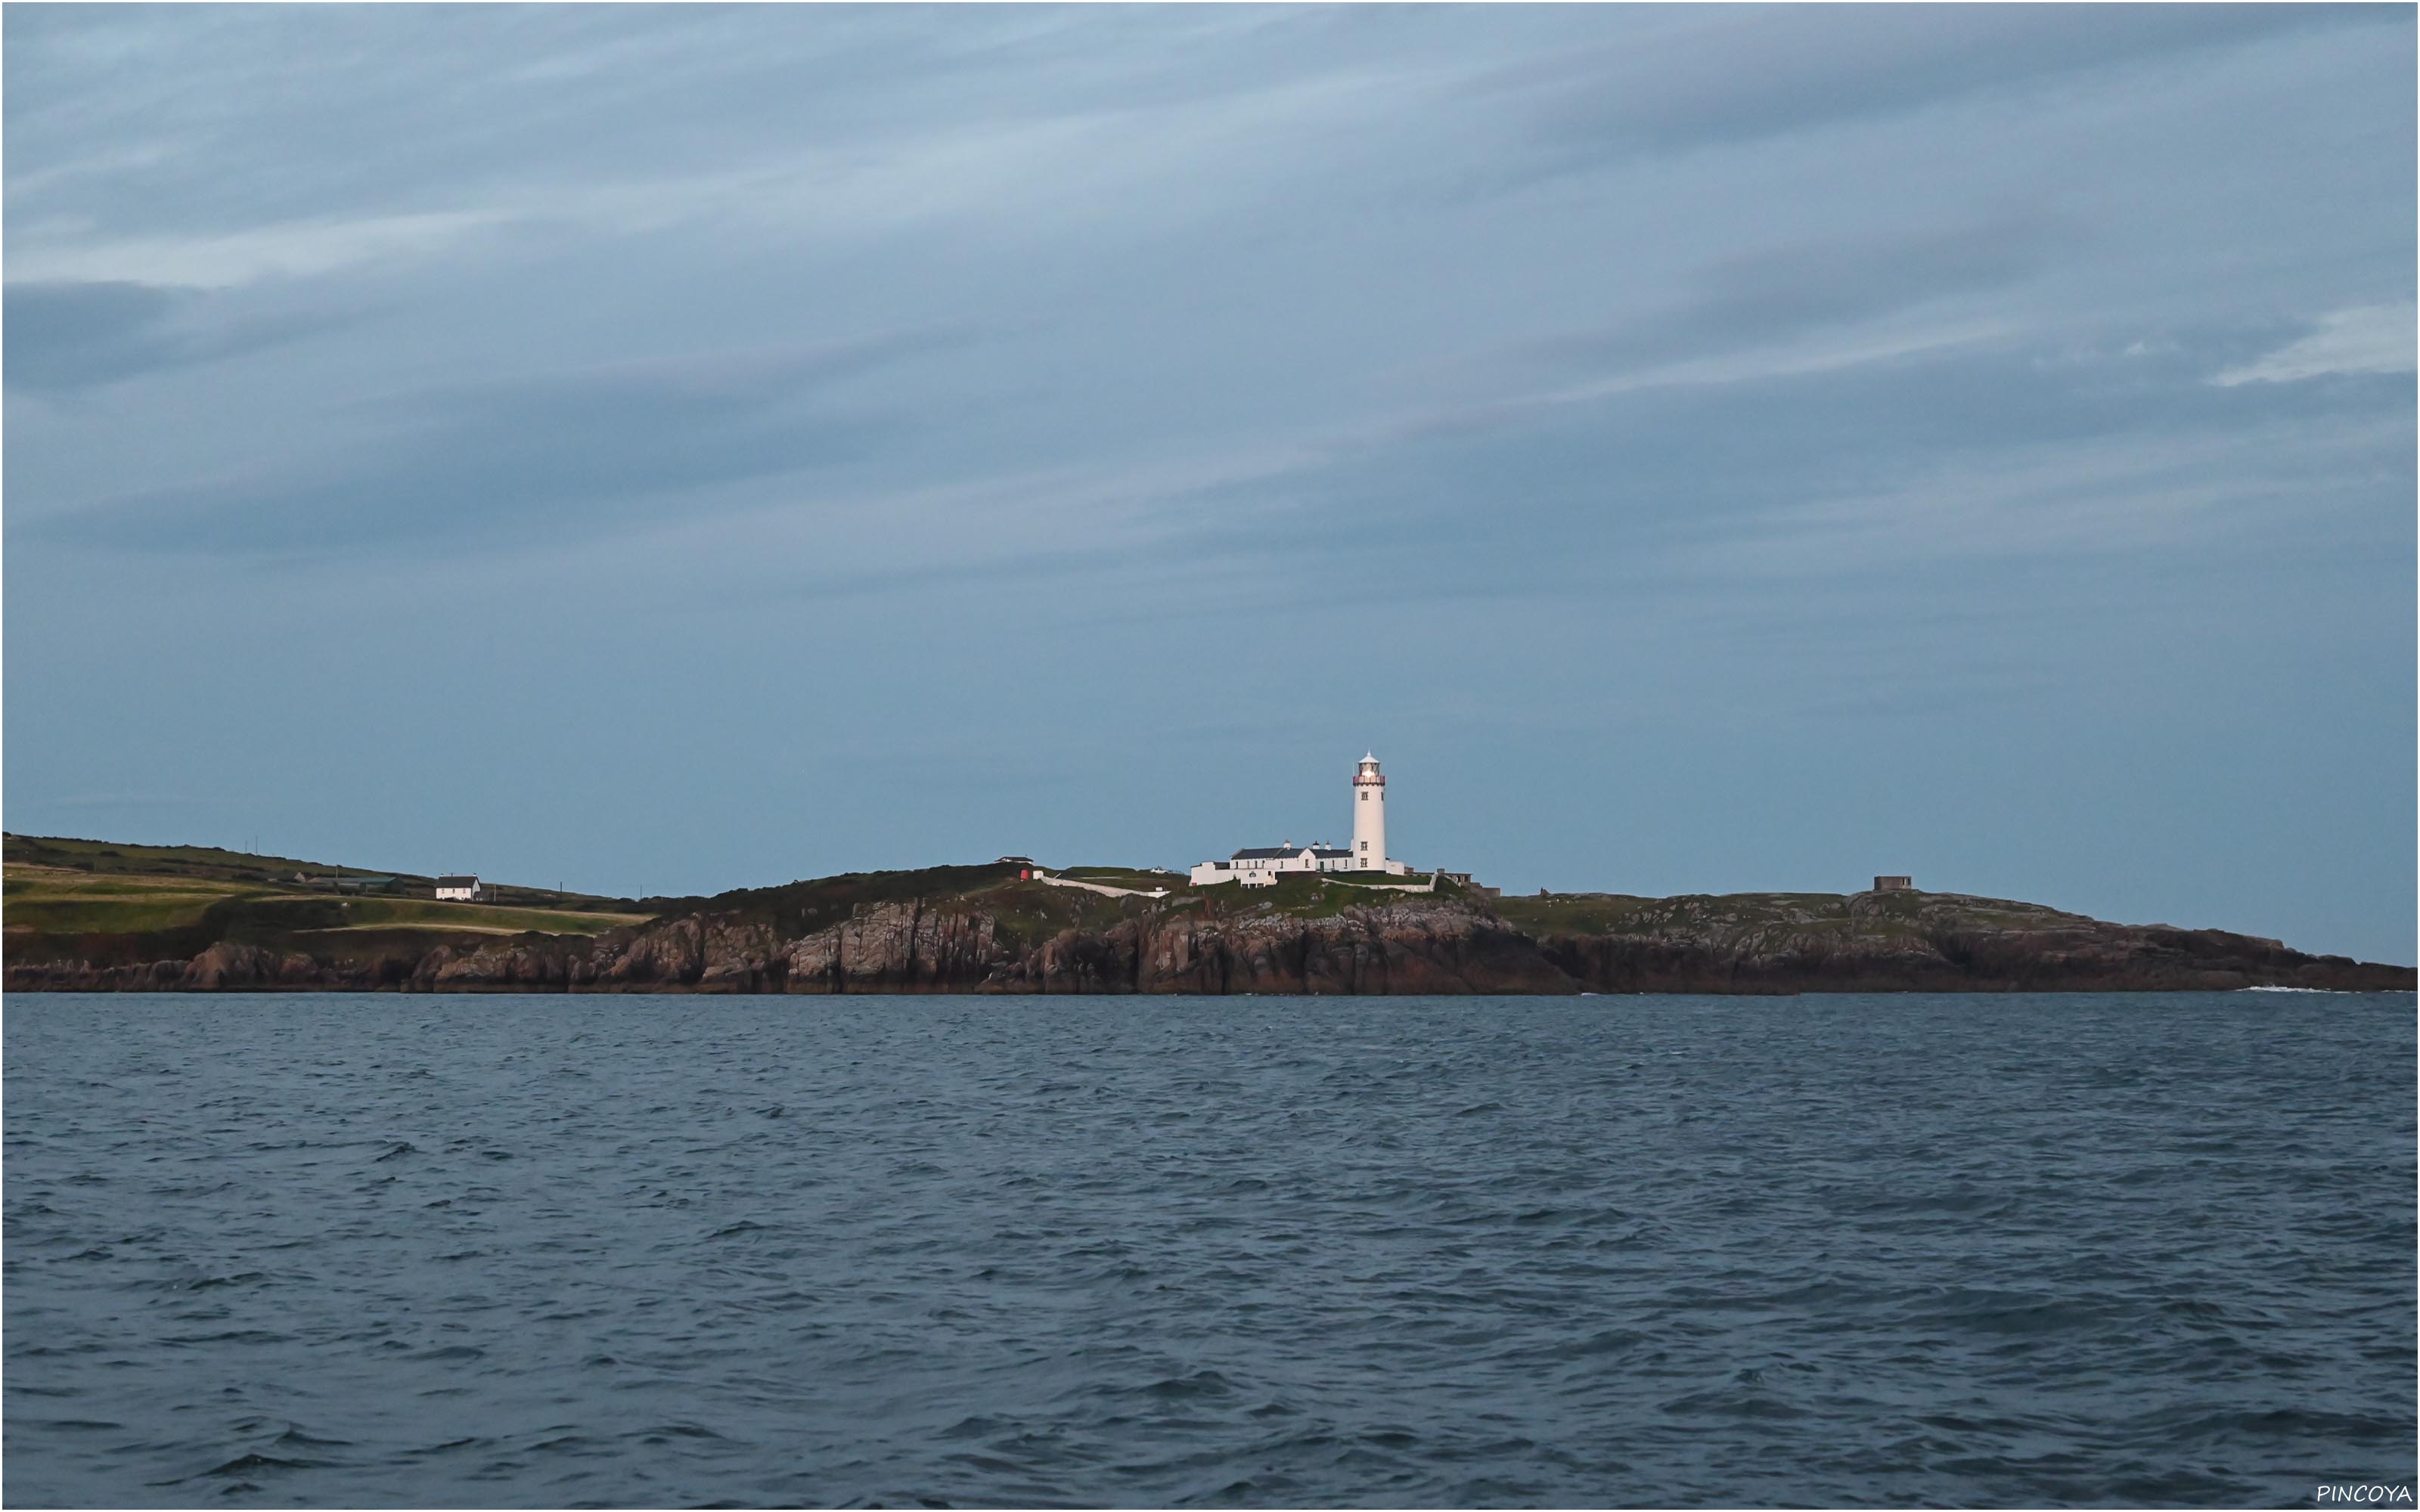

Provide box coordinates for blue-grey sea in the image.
[5,991,2414,1508]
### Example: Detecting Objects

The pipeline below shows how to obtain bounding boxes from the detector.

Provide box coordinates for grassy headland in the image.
[7,835,2406,994]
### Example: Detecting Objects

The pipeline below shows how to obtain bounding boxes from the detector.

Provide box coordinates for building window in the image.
[1360,792,1368,801]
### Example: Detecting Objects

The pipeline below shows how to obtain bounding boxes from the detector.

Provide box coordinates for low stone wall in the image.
[1032,873,1169,900]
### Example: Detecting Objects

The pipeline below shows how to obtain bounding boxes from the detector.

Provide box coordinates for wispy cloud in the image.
[1478,4,2401,175]
[6,209,506,290]
[4,13,1427,291]
[2211,303,2415,386]
[1671,411,2410,579]
[4,280,352,392]
[1448,218,2056,417]
[28,327,976,555]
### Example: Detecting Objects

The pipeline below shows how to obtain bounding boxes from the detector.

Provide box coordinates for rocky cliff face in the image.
[999,900,1575,995]
[6,891,2409,995]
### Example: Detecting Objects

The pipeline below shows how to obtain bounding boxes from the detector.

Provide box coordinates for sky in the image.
[5,5,2413,962]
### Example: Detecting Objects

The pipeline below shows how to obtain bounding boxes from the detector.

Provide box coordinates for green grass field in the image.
[2,868,244,934]
[303,897,651,935]
[1182,870,1458,920]
[972,878,1143,949]
[1055,866,1186,891]
[4,863,651,950]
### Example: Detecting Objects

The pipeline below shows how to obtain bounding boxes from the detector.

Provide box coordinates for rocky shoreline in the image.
[8,891,2411,995]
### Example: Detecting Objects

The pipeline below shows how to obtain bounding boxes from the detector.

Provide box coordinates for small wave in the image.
[403,1435,494,1457]
[198,1452,319,1478]
[939,1414,1009,1441]
[527,1430,600,1453]
[1661,1386,1811,1421]
[1139,1368,1236,1399]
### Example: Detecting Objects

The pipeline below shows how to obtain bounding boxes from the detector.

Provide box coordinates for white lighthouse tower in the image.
[1351,752,1389,872]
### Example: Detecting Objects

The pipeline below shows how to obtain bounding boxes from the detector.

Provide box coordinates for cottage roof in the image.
[1230,845,1351,860]
[436,875,481,888]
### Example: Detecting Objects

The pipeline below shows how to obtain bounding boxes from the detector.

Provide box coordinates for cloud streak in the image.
[5,209,504,290]
[1481,4,2402,174]
[1500,218,2058,389]
[2211,303,2415,386]
[31,327,976,555]
[4,280,352,392]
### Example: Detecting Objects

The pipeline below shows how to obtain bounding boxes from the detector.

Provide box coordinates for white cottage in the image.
[1191,843,1355,888]
[435,875,484,902]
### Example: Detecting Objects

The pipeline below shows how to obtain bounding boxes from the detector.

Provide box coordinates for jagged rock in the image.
[181,942,274,990]
[783,900,1006,992]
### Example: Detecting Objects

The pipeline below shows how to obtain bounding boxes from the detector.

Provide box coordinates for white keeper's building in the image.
[1190,754,1413,887]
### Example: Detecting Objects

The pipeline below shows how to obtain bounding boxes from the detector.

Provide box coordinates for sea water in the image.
[5,991,2413,1507]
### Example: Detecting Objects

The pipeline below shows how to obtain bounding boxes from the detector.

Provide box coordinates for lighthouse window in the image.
[1360,792,1368,801]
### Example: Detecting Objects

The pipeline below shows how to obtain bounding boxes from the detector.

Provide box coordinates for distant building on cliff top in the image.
[1872,875,1913,893]
[1190,754,1414,887]
[436,875,485,902]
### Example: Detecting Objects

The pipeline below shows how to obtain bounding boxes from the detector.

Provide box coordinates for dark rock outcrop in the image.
[1531,894,2415,994]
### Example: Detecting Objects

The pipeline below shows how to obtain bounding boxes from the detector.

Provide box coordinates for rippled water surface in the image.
[6,991,2414,1507]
